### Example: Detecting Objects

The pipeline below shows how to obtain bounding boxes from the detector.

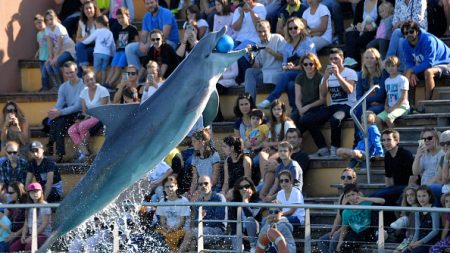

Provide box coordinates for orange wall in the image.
[0,1,57,92]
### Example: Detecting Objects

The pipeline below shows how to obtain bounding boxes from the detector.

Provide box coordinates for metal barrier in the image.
[3,201,450,253]
[350,84,380,184]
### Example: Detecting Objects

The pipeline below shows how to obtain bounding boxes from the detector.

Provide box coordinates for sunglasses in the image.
[341,175,353,180]
[269,209,280,215]
[198,182,209,186]
[440,141,450,147]
[403,29,415,35]
[31,148,39,153]
[239,184,251,190]
[151,38,161,42]
[6,108,16,113]
[279,179,290,184]
[127,72,137,76]
[303,63,314,67]
[422,136,434,141]
[288,26,298,31]
[6,151,18,155]
[381,138,392,142]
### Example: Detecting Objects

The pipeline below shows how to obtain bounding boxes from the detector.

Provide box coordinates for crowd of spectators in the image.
[3,0,450,251]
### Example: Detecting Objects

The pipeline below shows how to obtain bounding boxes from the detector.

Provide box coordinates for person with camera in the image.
[141,61,165,103]
[68,69,110,162]
[1,102,30,157]
[176,21,201,60]
[47,61,84,163]
[244,20,285,102]
[113,64,143,104]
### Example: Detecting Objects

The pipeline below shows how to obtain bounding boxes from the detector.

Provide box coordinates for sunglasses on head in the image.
[422,136,433,141]
[440,141,450,147]
[127,72,137,76]
[6,151,18,155]
[198,182,209,187]
[303,62,314,67]
[239,184,251,190]
[341,175,353,180]
[288,26,298,31]
[6,108,16,113]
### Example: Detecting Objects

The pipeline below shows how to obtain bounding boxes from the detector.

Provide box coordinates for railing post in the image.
[304,208,311,253]
[197,206,204,252]
[31,207,37,253]
[113,220,119,253]
[236,207,243,253]
[377,210,385,253]
[362,101,371,184]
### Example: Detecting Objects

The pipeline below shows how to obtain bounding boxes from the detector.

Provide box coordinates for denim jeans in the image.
[232,217,259,250]
[266,70,299,109]
[317,232,340,253]
[39,60,50,89]
[75,42,94,67]
[386,29,406,64]
[93,53,111,71]
[235,40,256,84]
[370,185,406,225]
[244,68,268,101]
[49,112,78,156]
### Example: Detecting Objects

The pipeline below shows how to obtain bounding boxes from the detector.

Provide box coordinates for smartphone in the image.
[147,73,154,83]
[327,64,332,69]
[122,73,128,81]
[418,139,425,146]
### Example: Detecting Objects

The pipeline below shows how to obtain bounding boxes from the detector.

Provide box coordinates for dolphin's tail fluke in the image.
[36,228,62,253]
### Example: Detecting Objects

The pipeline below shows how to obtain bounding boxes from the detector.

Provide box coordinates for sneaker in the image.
[311,147,330,157]
[257,99,271,109]
[390,216,409,230]
[330,146,337,157]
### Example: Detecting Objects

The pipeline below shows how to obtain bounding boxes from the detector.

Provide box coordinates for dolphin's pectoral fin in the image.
[185,88,210,114]
[202,89,219,127]
[87,103,140,136]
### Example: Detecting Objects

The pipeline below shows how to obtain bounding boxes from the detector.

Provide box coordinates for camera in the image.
[250,45,266,52]
[238,0,245,7]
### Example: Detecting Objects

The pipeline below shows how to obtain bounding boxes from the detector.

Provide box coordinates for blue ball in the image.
[215,35,234,53]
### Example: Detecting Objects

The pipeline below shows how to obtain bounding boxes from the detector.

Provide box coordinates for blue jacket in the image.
[403,31,450,74]
[355,123,384,157]
[356,71,387,106]
[196,192,226,230]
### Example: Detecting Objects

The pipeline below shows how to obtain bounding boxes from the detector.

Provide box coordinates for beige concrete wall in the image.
[0,1,56,92]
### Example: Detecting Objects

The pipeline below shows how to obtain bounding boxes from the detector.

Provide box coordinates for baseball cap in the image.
[27,182,43,191]
[440,130,450,143]
[30,141,44,150]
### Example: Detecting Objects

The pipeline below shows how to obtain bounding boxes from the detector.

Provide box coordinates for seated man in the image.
[244,20,285,101]
[275,0,306,34]
[179,175,226,252]
[47,61,84,162]
[402,20,450,106]
[0,141,28,190]
[26,141,63,203]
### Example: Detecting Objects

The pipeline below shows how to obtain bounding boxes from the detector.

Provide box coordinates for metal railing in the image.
[4,201,450,253]
[350,84,380,184]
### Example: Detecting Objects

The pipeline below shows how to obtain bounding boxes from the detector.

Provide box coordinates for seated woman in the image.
[275,170,305,225]
[141,61,165,104]
[1,102,30,157]
[139,29,179,81]
[68,70,110,162]
[155,176,190,252]
[228,176,262,252]
[4,182,27,246]
[176,23,200,60]
[113,65,144,103]
[302,0,332,51]
[9,183,51,251]
[221,136,252,200]
[184,5,209,39]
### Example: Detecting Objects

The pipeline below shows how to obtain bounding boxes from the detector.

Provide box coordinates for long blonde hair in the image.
[361,48,382,79]
[284,17,309,44]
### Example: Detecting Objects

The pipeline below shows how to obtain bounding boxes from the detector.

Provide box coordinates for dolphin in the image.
[38,27,246,252]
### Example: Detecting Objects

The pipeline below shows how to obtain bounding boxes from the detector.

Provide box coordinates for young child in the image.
[337,111,384,168]
[244,109,269,154]
[376,56,409,129]
[34,14,50,92]
[81,15,115,85]
[0,207,11,252]
[429,192,450,252]
[265,141,303,202]
[391,186,418,252]
[336,184,385,252]
[104,7,138,90]
[366,1,394,59]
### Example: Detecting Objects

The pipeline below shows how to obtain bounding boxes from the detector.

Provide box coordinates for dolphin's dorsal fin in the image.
[202,89,219,127]
[88,103,140,136]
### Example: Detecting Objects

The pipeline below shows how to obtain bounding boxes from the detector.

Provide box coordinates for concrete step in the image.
[399,140,419,154]
[418,99,450,113]
[396,112,450,127]
[434,87,450,99]
[395,126,448,141]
